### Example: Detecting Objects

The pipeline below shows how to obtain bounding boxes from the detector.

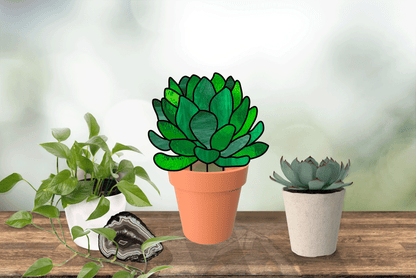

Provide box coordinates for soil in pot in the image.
[283,187,343,194]
[87,177,122,196]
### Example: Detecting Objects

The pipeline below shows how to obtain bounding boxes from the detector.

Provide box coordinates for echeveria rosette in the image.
[148,73,269,171]
[270,156,353,191]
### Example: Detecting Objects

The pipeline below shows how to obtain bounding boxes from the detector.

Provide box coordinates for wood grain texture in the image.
[0,211,415,277]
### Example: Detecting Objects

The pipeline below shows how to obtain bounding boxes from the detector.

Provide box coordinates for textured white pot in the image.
[64,193,127,250]
[282,187,345,257]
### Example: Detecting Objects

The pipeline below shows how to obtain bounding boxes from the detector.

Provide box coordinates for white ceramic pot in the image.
[282,187,345,257]
[64,193,127,250]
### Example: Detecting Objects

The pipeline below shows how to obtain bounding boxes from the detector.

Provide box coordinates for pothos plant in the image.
[148,72,269,172]
[0,113,185,277]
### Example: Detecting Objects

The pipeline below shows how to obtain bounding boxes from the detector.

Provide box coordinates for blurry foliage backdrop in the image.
[0,0,415,211]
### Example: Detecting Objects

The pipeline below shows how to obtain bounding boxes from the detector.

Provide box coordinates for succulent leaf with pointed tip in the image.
[270,156,353,191]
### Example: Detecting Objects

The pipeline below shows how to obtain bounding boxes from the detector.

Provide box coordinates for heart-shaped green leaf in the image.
[154,153,197,171]
[90,227,116,241]
[176,96,199,140]
[47,170,71,190]
[210,125,235,151]
[84,113,100,139]
[71,225,91,240]
[87,195,110,221]
[61,180,94,208]
[194,147,220,164]
[117,180,151,207]
[5,211,33,228]
[77,155,94,174]
[112,270,135,278]
[86,194,100,203]
[118,159,135,184]
[0,173,23,193]
[134,166,160,196]
[193,77,216,110]
[77,262,102,278]
[190,111,218,149]
[170,139,196,156]
[152,99,168,122]
[52,128,71,142]
[22,258,53,277]
[112,143,142,155]
[32,205,60,219]
[148,130,171,151]
[157,121,186,140]
[185,75,200,101]
[209,87,233,129]
[85,135,111,155]
[48,174,77,196]
[211,72,226,92]
[40,142,70,159]
[34,174,55,208]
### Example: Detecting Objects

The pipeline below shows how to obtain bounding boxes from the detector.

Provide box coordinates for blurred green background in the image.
[0,0,415,211]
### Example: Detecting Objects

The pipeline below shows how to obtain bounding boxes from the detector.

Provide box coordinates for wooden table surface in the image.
[0,211,415,277]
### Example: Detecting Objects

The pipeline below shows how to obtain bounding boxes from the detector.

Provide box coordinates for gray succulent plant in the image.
[270,156,353,191]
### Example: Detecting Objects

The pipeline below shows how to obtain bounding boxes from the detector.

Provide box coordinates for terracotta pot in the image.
[168,164,249,245]
[282,187,345,257]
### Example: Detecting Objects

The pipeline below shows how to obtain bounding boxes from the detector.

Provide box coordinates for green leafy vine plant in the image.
[148,72,269,172]
[270,156,353,191]
[0,113,185,277]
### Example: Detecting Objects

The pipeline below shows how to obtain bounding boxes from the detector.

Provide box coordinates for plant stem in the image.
[45,218,144,274]
[106,180,119,197]
[53,253,77,267]
[31,223,54,235]
[57,217,66,244]
[56,157,59,173]
[143,250,148,274]
[23,179,37,192]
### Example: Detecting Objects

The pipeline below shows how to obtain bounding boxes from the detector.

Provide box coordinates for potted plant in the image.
[148,73,269,244]
[270,156,353,257]
[0,112,185,277]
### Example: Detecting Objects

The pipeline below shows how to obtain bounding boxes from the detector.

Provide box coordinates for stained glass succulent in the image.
[148,73,269,171]
[270,156,353,191]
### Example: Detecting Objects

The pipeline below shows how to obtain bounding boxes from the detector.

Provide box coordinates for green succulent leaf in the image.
[209,87,233,129]
[22,258,53,277]
[61,180,94,208]
[290,158,302,174]
[168,77,182,95]
[315,165,333,185]
[71,225,91,240]
[231,80,242,110]
[190,111,218,149]
[51,128,71,142]
[40,142,70,159]
[34,174,55,208]
[230,97,250,134]
[221,135,250,157]
[305,156,319,168]
[210,124,235,151]
[224,76,235,91]
[0,173,23,193]
[233,106,257,139]
[194,147,220,164]
[215,156,249,167]
[117,180,151,207]
[176,96,199,140]
[170,139,196,156]
[270,171,293,187]
[157,121,186,140]
[87,196,110,221]
[90,227,117,241]
[77,262,102,278]
[178,76,190,95]
[298,161,315,185]
[323,180,353,190]
[280,157,303,187]
[164,88,180,107]
[154,153,197,171]
[32,205,60,219]
[308,179,326,190]
[232,142,268,159]
[84,113,100,139]
[211,72,226,92]
[337,160,351,181]
[326,159,341,185]
[148,130,171,151]
[193,77,216,110]
[152,99,168,122]
[112,143,142,155]
[186,75,200,101]
[134,166,160,196]
[247,121,265,145]
[5,211,32,228]
[162,98,178,124]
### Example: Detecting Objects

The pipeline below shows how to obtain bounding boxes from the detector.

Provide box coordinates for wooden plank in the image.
[0,211,415,277]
